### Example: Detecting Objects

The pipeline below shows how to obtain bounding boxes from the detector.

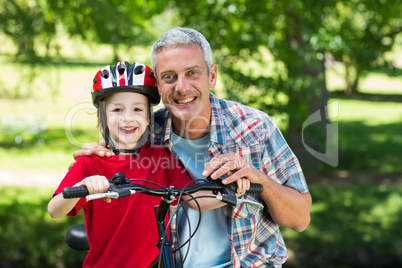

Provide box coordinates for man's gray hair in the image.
[151,27,213,72]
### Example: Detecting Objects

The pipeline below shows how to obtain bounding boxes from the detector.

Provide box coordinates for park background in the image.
[0,1,401,267]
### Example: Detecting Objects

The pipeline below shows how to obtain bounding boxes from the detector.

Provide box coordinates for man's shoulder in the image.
[153,107,169,123]
[153,108,169,137]
[217,97,273,127]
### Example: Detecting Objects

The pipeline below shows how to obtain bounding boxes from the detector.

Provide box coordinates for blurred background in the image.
[0,0,401,267]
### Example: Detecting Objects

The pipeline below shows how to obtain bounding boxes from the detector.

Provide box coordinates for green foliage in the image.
[172,0,401,167]
[0,0,57,60]
[325,0,401,94]
[0,186,85,267]
[282,183,402,267]
[0,0,168,62]
[1,0,400,169]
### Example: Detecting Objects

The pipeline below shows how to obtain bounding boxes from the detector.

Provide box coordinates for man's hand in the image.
[203,152,312,232]
[202,152,263,185]
[68,140,112,170]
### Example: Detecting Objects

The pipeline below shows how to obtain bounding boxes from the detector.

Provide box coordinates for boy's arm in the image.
[48,175,111,218]
[48,193,81,219]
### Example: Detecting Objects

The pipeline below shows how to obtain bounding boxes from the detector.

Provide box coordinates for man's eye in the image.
[188,70,200,77]
[162,74,175,81]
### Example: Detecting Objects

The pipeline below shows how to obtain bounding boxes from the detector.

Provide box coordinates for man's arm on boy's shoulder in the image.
[69,140,112,170]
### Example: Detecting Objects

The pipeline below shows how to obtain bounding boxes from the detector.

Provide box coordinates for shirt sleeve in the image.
[261,122,309,193]
[52,157,92,216]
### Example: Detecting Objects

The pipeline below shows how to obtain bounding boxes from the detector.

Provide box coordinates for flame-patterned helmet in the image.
[92,61,160,107]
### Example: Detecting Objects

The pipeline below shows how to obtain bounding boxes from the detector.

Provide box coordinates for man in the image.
[74,27,311,267]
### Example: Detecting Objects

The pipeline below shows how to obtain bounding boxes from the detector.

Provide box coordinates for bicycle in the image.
[63,173,264,268]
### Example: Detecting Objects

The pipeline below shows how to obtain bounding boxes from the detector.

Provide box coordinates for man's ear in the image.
[209,64,218,89]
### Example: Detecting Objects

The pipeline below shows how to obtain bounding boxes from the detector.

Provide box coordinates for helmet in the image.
[92,61,160,107]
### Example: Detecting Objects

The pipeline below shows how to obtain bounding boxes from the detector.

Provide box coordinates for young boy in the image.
[48,61,192,267]
[48,61,249,267]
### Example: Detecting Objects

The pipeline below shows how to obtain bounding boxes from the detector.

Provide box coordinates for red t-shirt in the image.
[53,143,192,267]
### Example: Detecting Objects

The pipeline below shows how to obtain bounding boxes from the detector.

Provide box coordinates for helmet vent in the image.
[118,65,125,74]
[101,69,109,79]
[134,65,145,75]
[149,71,155,78]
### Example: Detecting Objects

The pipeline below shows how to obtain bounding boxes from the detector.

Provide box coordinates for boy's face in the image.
[105,92,149,150]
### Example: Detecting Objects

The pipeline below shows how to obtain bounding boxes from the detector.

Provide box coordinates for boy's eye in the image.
[112,108,122,112]
[134,108,143,112]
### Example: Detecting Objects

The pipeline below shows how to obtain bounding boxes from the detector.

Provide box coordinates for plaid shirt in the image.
[152,93,308,268]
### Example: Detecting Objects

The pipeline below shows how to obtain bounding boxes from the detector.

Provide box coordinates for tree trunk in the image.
[285,35,330,169]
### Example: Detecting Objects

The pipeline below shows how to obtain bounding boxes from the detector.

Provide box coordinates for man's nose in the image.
[175,75,190,95]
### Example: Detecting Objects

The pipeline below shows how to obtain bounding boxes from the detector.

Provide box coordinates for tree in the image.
[0,0,168,61]
[325,0,401,94]
[172,0,334,167]
[170,0,400,168]
[46,0,166,61]
[0,0,56,60]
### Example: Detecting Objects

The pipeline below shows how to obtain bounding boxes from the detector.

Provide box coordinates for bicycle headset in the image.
[92,61,160,155]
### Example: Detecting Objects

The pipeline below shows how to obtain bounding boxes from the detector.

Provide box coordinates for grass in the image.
[0,186,86,267]
[324,93,402,173]
[283,183,402,267]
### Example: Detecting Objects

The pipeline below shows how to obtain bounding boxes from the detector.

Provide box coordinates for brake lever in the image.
[86,183,136,202]
[236,198,264,210]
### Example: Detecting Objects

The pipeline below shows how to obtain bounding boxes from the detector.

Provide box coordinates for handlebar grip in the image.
[63,186,90,199]
[228,183,263,195]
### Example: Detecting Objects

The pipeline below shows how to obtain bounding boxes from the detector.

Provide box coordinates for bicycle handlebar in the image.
[63,182,262,199]
[62,173,264,209]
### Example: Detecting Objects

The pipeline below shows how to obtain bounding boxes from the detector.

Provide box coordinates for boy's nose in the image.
[122,112,135,122]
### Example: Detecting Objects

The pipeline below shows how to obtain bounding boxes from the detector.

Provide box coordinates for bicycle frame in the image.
[149,192,176,268]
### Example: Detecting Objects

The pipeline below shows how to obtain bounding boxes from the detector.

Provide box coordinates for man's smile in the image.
[174,96,197,104]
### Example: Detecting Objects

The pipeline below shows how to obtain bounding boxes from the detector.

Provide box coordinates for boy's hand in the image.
[69,140,112,170]
[235,177,250,196]
[75,175,111,203]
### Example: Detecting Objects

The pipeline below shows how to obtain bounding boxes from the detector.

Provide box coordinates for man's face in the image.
[155,45,217,133]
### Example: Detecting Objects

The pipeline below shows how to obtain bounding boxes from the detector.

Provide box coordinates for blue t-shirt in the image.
[171,131,231,268]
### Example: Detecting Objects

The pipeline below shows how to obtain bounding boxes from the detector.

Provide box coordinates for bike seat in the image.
[65,224,90,251]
